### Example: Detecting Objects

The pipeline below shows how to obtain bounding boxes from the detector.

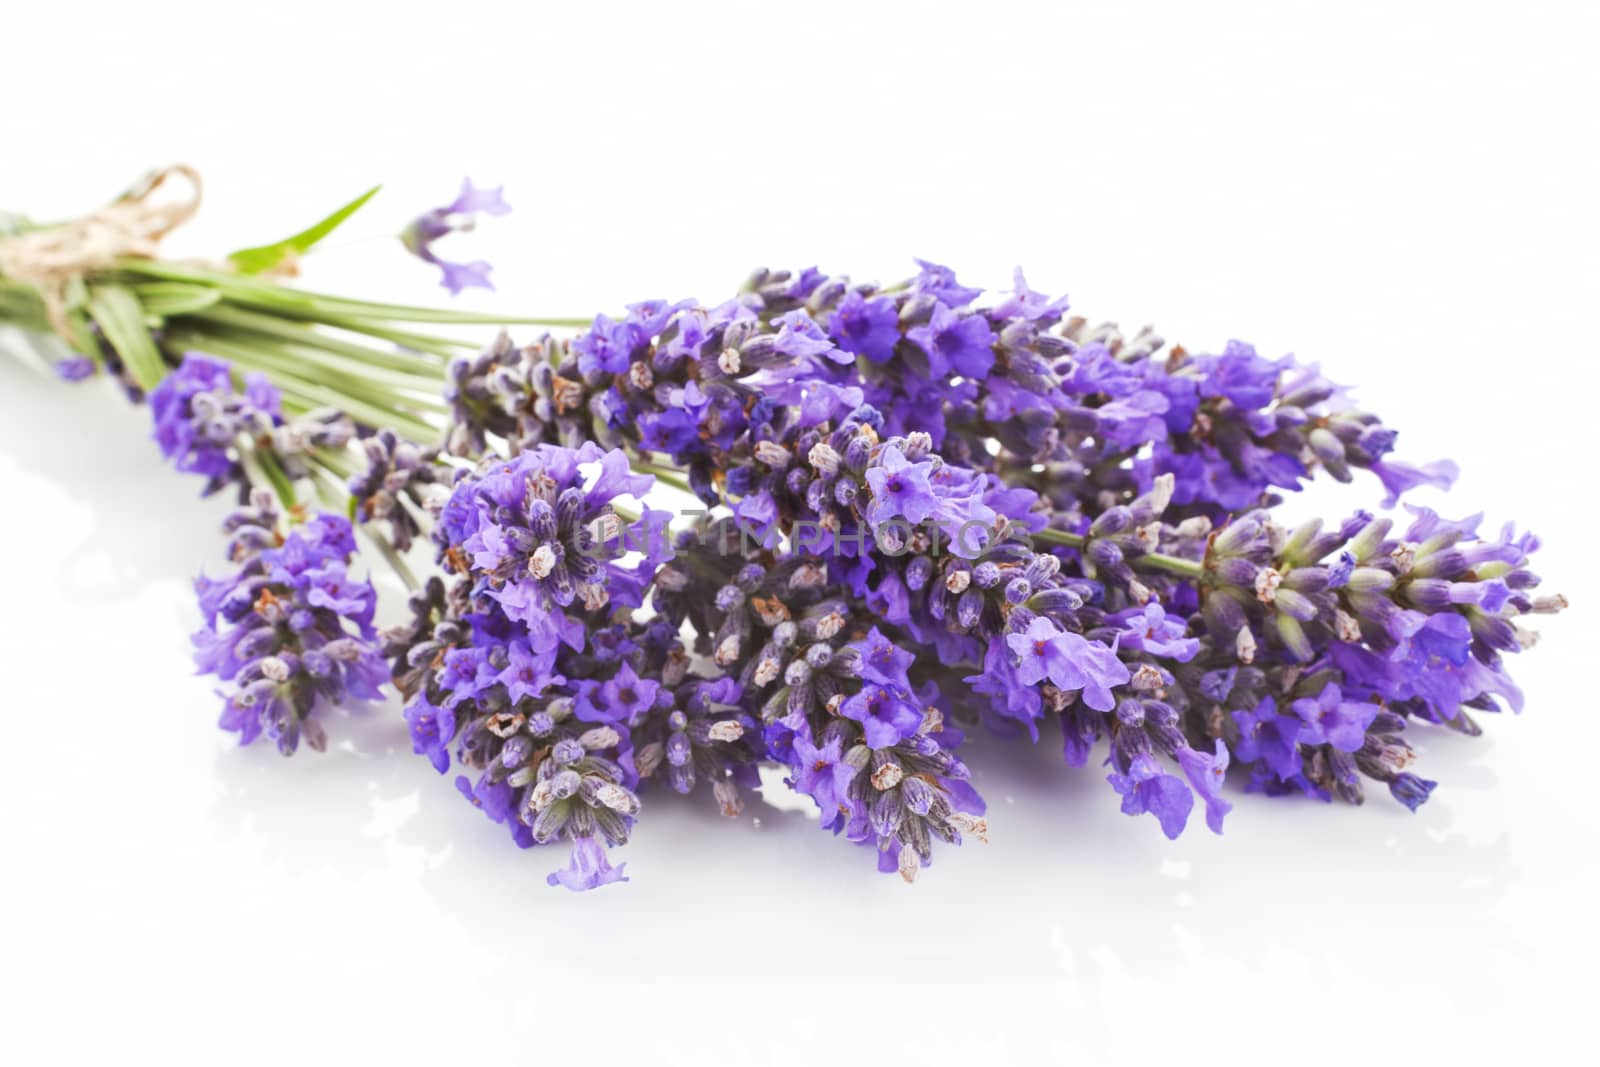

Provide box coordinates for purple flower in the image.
[1196,341,1285,411]
[1176,740,1232,833]
[1114,602,1200,661]
[1005,618,1130,712]
[54,356,96,382]
[1231,698,1303,780]
[790,732,859,826]
[194,510,385,755]
[400,178,511,295]
[827,290,902,363]
[546,836,629,891]
[437,443,666,630]
[455,774,520,826]
[1388,610,1473,668]
[912,259,983,307]
[1388,773,1438,812]
[404,695,456,774]
[907,303,998,379]
[991,268,1069,322]
[851,627,914,692]
[1290,683,1378,752]
[498,641,558,704]
[573,313,645,377]
[577,661,659,726]
[1372,458,1459,507]
[150,352,281,493]
[637,407,699,453]
[1107,754,1194,839]
[773,310,846,362]
[437,646,493,706]
[863,444,937,526]
[840,685,924,749]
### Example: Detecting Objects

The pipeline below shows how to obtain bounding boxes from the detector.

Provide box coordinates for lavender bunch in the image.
[4,169,1566,891]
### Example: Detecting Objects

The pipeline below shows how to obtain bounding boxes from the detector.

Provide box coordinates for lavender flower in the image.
[401,178,511,295]
[435,441,670,633]
[150,352,281,495]
[348,429,446,551]
[54,356,96,381]
[193,498,386,754]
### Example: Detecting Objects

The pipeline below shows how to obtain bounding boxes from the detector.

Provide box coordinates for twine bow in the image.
[0,164,202,338]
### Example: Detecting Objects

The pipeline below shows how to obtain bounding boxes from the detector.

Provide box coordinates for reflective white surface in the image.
[2,3,1596,1063]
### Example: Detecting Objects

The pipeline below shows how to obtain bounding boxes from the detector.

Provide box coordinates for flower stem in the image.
[236,435,297,509]
[1033,527,1206,580]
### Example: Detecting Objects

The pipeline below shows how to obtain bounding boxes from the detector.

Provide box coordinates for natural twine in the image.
[0,164,202,338]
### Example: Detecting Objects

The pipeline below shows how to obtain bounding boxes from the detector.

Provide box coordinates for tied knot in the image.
[0,164,202,337]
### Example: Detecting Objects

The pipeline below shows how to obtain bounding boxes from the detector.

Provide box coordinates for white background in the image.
[2,2,1596,1063]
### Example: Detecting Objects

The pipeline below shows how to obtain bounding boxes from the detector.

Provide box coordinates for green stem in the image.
[184,304,455,380]
[113,259,593,328]
[211,327,450,408]
[363,527,421,591]
[633,459,695,495]
[236,435,297,509]
[1033,527,1206,580]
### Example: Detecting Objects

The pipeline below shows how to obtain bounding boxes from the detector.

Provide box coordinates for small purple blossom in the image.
[1176,740,1232,834]
[907,303,998,379]
[790,732,859,826]
[840,685,924,749]
[1108,754,1194,839]
[1388,773,1438,812]
[852,627,915,692]
[1005,618,1130,712]
[401,178,511,295]
[912,259,983,307]
[1114,602,1200,661]
[1372,458,1459,507]
[1290,683,1379,752]
[577,661,660,726]
[546,836,629,891]
[54,356,96,381]
[827,290,902,363]
[863,444,937,526]
[1231,698,1303,781]
[991,268,1069,322]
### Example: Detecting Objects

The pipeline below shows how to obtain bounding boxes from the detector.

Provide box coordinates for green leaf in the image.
[226,185,381,275]
[86,284,167,390]
[133,282,222,318]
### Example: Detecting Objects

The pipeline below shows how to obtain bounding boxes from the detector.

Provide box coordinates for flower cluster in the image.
[150,352,354,499]
[384,444,690,887]
[192,493,387,755]
[413,260,1561,881]
[150,352,283,495]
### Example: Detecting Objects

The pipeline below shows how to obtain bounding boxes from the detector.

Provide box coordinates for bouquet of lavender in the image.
[0,169,1565,890]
